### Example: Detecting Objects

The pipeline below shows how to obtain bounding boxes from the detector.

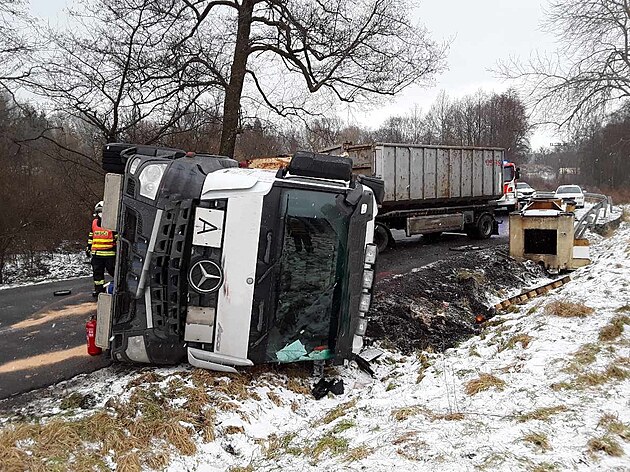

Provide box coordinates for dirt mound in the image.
[367,247,547,354]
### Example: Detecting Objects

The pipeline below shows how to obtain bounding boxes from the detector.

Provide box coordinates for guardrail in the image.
[574,193,613,239]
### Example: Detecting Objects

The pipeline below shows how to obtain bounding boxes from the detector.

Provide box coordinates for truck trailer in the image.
[321,143,505,252]
[95,144,383,372]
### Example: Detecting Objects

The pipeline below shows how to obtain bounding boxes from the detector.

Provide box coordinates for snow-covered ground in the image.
[574,201,623,225]
[1,215,629,471]
[0,251,91,289]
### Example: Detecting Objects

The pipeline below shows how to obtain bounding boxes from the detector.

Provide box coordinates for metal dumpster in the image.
[509,199,590,273]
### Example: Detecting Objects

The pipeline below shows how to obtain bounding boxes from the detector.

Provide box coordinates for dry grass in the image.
[563,343,602,375]
[223,425,245,435]
[434,412,465,421]
[515,406,568,422]
[599,315,630,342]
[522,431,551,451]
[126,371,164,388]
[228,465,254,472]
[0,378,220,471]
[319,399,357,425]
[332,419,356,434]
[545,300,594,318]
[391,406,464,422]
[465,373,506,396]
[571,363,630,389]
[262,432,299,460]
[391,406,426,422]
[285,378,310,395]
[572,343,601,366]
[344,445,374,462]
[617,305,630,313]
[144,451,170,470]
[587,435,624,457]
[394,432,429,461]
[266,390,284,407]
[309,433,349,459]
[599,414,630,441]
[500,333,534,351]
[117,452,142,472]
[531,462,559,472]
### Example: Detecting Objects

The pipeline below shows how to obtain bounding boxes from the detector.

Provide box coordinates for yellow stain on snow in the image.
[9,302,95,330]
[0,345,86,374]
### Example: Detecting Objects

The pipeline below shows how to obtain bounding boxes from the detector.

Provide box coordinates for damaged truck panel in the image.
[97,146,381,372]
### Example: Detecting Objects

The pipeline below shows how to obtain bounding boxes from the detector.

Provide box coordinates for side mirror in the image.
[515,167,521,180]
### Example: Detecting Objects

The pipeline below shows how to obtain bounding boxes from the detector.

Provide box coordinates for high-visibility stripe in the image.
[94,280,105,286]
[92,250,116,256]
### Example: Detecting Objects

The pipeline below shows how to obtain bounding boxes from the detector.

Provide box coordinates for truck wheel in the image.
[374,223,392,253]
[468,213,494,240]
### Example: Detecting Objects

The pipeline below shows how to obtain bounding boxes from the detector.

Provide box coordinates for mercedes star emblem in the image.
[188,260,224,293]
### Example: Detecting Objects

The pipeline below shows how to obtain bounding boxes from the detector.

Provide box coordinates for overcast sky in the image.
[29,0,559,149]
[352,0,559,149]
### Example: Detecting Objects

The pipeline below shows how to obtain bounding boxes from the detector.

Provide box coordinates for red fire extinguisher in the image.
[86,316,102,356]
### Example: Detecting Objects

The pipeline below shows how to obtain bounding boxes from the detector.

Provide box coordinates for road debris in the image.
[53,289,71,296]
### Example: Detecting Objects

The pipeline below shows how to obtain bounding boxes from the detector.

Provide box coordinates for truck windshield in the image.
[265,188,349,362]
[503,165,515,182]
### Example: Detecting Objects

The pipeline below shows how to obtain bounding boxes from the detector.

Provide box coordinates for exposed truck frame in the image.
[321,143,505,252]
[96,145,383,372]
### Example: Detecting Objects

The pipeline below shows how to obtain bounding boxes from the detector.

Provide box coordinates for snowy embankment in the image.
[0,251,91,289]
[1,216,630,471]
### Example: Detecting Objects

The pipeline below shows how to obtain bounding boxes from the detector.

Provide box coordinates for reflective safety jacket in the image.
[88,218,117,257]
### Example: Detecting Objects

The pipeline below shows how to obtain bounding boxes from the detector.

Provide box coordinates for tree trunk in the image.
[219,0,254,158]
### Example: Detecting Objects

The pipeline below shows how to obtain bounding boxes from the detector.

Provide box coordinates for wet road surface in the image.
[0,217,508,401]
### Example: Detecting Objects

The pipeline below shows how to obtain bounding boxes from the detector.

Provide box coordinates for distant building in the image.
[558,167,580,175]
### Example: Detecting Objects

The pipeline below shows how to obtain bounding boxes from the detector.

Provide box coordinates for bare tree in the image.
[497,0,630,130]
[0,0,34,83]
[19,0,224,145]
[163,0,448,157]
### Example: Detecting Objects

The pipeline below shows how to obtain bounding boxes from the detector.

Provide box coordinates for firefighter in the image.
[87,201,117,297]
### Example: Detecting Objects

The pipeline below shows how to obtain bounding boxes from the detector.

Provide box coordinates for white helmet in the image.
[94,201,104,215]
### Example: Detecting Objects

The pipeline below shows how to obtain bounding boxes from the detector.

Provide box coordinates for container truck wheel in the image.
[374,223,392,253]
[468,213,494,240]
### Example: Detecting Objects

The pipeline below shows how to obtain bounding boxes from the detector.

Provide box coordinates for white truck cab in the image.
[96,146,382,372]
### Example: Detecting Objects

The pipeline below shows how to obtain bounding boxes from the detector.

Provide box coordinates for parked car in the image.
[516,182,536,201]
[554,184,585,208]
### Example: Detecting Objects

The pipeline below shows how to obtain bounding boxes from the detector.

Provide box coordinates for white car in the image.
[555,185,585,208]
[516,182,536,201]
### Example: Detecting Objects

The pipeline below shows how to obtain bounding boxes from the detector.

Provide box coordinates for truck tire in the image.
[374,223,392,253]
[467,213,494,240]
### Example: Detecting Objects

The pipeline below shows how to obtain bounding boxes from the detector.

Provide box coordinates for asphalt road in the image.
[377,215,510,279]
[0,277,111,400]
[0,218,509,402]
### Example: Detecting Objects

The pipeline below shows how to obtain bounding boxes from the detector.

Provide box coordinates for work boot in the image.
[92,287,105,298]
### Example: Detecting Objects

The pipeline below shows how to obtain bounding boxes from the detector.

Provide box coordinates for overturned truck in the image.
[96,144,383,372]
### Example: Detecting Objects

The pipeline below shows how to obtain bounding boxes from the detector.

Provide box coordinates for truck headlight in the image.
[359,293,371,312]
[365,244,377,264]
[128,157,141,175]
[138,163,168,200]
[362,269,374,289]
[356,318,368,336]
